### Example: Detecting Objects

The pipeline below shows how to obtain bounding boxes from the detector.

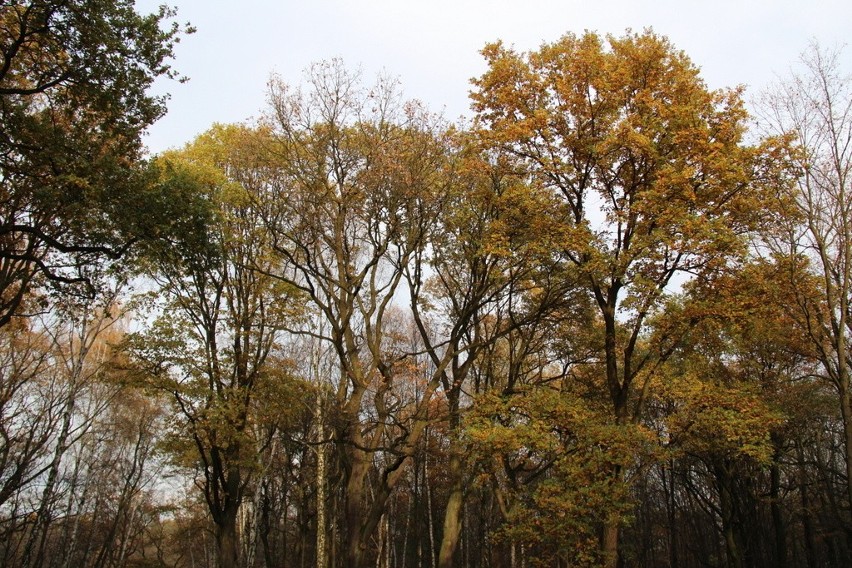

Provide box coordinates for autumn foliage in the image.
[1,8,851,568]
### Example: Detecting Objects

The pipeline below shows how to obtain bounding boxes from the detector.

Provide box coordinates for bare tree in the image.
[759,43,852,531]
[262,60,452,568]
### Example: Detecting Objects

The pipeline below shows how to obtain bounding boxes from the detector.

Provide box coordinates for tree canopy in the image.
[1,21,851,568]
[0,0,190,324]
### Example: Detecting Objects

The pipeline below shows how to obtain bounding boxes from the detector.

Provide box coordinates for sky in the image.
[134,0,852,155]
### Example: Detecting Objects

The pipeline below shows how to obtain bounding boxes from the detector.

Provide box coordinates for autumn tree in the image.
[408,140,570,568]
[471,30,788,565]
[620,256,847,568]
[0,318,56,519]
[129,124,303,568]
[654,278,787,568]
[0,278,152,568]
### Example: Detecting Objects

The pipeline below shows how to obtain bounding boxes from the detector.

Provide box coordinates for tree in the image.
[624,257,846,568]
[758,43,852,536]
[655,281,786,568]
[129,124,303,568]
[409,139,569,568]
[0,277,148,568]
[262,61,452,568]
[0,0,190,326]
[471,30,788,565]
[0,317,56,517]
[467,383,656,568]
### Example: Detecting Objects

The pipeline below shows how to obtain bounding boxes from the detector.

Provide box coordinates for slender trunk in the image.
[385,500,394,568]
[60,446,89,568]
[240,497,258,568]
[21,378,79,568]
[259,480,274,568]
[375,513,386,568]
[664,460,678,568]
[401,475,412,568]
[387,514,393,568]
[116,500,140,568]
[438,391,463,568]
[329,499,338,568]
[316,404,327,568]
[770,450,787,568]
[463,500,470,568]
[797,443,818,568]
[94,447,146,568]
[425,445,436,568]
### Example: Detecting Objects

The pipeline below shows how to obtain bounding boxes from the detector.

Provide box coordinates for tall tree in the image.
[261,61,451,568]
[129,124,302,568]
[471,30,788,565]
[758,43,852,536]
[0,278,139,568]
[410,141,568,568]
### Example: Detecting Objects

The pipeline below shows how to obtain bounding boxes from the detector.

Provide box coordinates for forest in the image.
[2,1,852,567]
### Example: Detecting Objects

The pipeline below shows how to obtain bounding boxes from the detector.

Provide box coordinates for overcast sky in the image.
[134,0,852,155]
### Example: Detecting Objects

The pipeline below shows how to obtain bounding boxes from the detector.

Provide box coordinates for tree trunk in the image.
[770,452,787,568]
[601,303,626,568]
[664,460,678,568]
[345,447,372,568]
[21,373,80,568]
[599,429,625,568]
[425,444,437,568]
[437,455,463,568]
[316,405,328,568]
[438,390,463,568]
[838,381,852,525]
[716,464,744,568]
[216,509,240,568]
[601,522,620,568]
[797,442,818,568]
[214,463,243,568]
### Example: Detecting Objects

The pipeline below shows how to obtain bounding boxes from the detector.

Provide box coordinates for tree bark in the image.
[664,461,678,568]
[838,380,852,524]
[214,466,242,568]
[438,389,464,568]
[797,447,818,568]
[316,403,328,568]
[344,447,372,568]
[215,510,240,568]
[716,464,744,568]
[437,454,463,568]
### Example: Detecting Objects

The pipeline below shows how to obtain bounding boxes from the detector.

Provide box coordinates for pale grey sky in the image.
[135,0,852,154]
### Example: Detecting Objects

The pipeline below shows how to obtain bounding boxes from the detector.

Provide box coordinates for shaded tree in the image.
[0,0,190,325]
[261,61,452,568]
